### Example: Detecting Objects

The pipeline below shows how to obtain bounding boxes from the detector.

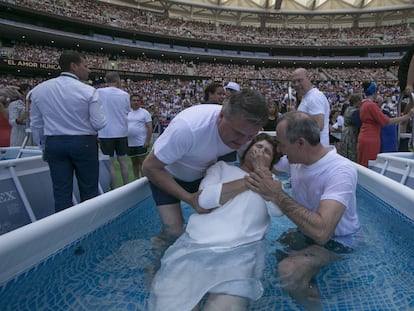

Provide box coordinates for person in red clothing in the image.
[357,81,414,167]
[0,87,22,147]
[0,96,12,147]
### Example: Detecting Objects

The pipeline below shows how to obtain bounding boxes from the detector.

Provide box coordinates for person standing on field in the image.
[97,72,131,189]
[127,94,152,179]
[30,50,107,212]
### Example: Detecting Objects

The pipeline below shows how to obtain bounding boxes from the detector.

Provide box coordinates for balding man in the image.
[247,111,361,310]
[291,68,330,146]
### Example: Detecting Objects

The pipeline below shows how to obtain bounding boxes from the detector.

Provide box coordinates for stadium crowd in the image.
[1,42,403,133]
[0,2,413,309]
[0,69,402,133]
[8,0,414,46]
[5,42,399,83]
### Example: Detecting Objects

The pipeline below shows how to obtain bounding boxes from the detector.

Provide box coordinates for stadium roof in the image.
[111,0,414,28]
[149,0,412,11]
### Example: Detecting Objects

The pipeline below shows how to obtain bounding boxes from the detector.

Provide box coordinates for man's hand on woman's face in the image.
[251,148,268,171]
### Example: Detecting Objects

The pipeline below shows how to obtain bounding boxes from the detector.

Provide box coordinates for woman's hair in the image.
[348,93,363,106]
[240,133,281,168]
[268,101,280,114]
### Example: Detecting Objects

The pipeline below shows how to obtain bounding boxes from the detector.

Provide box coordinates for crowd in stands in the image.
[116,57,189,76]
[0,36,404,138]
[5,43,400,84]
[0,69,402,132]
[8,0,414,46]
[11,43,109,69]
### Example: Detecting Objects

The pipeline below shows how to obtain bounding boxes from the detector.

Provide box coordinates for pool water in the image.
[1,186,414,311]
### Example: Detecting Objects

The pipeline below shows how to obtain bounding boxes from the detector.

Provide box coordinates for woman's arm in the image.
[387,107,414,125]
[405,54,414,94]
[198,162,248,209]
[218,179,248,205]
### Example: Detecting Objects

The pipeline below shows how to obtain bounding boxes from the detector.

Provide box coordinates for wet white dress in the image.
[148,161,283,311]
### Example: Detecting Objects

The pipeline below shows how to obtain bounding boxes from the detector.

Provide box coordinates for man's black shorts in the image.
[149,178,202,205]
[127,146,148,157]
[99,137,128,157]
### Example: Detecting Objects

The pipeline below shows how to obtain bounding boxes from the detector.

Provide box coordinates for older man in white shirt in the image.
[291,68,331,146]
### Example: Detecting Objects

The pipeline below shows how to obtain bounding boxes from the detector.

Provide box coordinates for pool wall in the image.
[0,146,43,160]
[0,178,151,285]
[357,162,414,221]
[368,152,414,189]
[0,147,112,234]
[1,164,414,287]
[0,155,55,233]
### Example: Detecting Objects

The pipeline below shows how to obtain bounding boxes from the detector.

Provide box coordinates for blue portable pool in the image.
[0,165,413,310]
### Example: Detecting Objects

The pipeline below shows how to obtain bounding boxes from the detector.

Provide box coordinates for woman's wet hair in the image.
[277,111,320,146]
[240,133,282,168]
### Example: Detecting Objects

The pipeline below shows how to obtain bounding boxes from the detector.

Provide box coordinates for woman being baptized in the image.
[148,133,284,311]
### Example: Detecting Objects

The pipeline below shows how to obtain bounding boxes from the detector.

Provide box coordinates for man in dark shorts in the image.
[247,111,361,310]
[97,72,131,189]
[127,146,149,179]
[142,89,269,240]
[127,94,152,179]
[142,89,269,287]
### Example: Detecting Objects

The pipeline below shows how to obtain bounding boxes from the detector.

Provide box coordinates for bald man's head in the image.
[291,68,313,96]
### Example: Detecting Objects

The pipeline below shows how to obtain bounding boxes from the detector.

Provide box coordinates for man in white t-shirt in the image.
[247,111,361,310]
[292,68,330,146]
[127,94,152,179]
[142,89,268,242]
[98,72,131,189]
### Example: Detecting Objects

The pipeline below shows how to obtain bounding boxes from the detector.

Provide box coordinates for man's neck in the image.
[61,72,79,80]
[304,145,330,165]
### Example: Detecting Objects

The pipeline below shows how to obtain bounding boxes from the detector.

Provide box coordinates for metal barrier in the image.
[368,152,414,189]
[0,147,111,235]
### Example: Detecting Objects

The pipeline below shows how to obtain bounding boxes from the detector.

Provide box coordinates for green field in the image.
[113,157,138,188]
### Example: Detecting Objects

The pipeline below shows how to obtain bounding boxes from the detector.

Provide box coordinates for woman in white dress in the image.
[148,133,284,311]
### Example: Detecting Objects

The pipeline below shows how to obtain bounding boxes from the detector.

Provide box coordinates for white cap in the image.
[224,82,240,92]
